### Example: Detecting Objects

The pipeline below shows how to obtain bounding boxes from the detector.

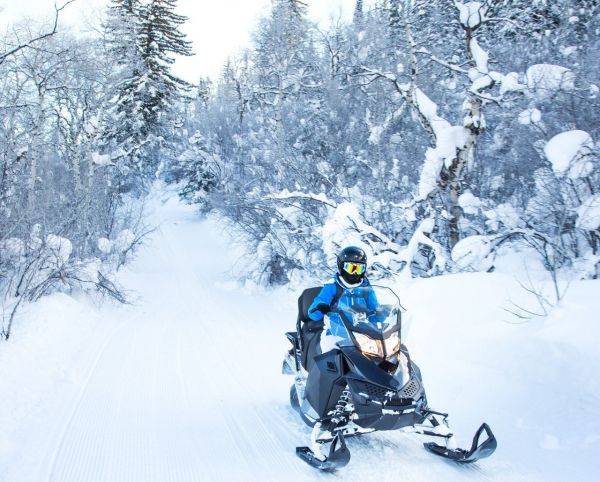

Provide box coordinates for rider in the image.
[302,246,372,370]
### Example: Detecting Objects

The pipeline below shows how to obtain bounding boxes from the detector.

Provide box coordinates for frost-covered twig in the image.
[263,190,338,208]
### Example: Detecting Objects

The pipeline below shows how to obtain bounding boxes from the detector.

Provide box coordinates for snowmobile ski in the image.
[424,423,497,463]
[296,431,351,472]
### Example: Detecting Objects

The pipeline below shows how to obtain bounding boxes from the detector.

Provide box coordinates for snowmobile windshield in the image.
[335,286,402,339]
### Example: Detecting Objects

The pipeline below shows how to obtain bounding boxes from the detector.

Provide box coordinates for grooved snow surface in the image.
[1,194,599,481]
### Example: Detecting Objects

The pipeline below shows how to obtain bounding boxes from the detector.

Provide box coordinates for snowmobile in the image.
[282,285,497,471]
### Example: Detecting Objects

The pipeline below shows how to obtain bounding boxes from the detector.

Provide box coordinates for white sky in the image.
[1,0,360,82]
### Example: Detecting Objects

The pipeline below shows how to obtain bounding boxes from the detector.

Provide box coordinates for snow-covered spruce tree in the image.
[104,0,140,68]
[101,0,192,192]
[353,0,364,25]
[171,79,219,207]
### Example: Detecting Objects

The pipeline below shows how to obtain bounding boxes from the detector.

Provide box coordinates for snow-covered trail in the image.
[32,197,479,482]
[3,194,598,481]
[44,196,513,482]
[38,198,306,482]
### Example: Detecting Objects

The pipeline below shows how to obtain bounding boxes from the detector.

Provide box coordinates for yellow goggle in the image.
[343,262,366,275]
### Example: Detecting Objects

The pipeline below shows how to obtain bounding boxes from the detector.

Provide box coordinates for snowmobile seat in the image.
[298,287,322,321]
[297,287,322,330]
[297,287,323,370]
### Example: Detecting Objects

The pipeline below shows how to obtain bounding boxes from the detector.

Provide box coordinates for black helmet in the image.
[337,246,367,285]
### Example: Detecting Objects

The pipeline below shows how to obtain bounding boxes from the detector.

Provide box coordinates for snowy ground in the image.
[1,193,599,482]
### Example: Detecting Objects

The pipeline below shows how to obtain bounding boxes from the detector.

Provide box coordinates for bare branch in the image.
[0,0,77,64]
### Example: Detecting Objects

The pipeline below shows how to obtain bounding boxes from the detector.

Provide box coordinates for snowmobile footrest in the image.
[296,432,351,471]
[424,423,497,464]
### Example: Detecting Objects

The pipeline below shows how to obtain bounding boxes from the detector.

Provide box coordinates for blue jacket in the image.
[308,274,371,322]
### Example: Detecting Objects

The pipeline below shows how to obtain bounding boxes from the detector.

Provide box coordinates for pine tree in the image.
[101,0,193,191]
[274,0,308,18]
[354,0,364,25]
[388,0,401,62]
[104,0,140,70]
[389,0,400,32]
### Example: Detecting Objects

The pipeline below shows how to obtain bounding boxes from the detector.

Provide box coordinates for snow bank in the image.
[0,292,119,482]
[451,235,492,270]
[401,272,600,482]
[544,130,594,178]
[2,195,599,481]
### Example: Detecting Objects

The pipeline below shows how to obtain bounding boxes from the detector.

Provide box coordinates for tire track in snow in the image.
[44,319,129,482]
[44,213,207,481]
[157,210,313,481]
[46,319,141,482]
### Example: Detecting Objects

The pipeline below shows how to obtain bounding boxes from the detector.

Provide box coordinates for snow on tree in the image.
[451,235,492,271]
[518,108,542,125]
[455,1,487,29]
[544,130,594,179]
[458,191,483,215]
[525,64,576,99]
[100,0,193,190]
[97,238,113,255]
[0,11,148,337]
[173,0,600,284]
[577,195,600,232]
[46,235,73,267]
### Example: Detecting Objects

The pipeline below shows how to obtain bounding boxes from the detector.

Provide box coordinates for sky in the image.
[0,0,360,82]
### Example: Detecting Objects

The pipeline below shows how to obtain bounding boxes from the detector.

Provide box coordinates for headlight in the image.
[354,333,383,358]
[383,332,400,358]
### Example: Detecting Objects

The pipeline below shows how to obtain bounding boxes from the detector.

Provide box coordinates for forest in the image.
[1,0,598,328]
[1,2,599,480]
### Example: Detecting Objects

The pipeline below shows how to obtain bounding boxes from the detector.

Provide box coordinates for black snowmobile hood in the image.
[340,346,401,391]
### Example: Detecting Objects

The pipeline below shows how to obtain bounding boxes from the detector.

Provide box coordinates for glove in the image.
[314,303,331,315]
[305,320,324,333]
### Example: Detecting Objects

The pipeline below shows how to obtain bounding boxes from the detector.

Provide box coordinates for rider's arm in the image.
[365,280,379,312]
[307,283,337,322]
